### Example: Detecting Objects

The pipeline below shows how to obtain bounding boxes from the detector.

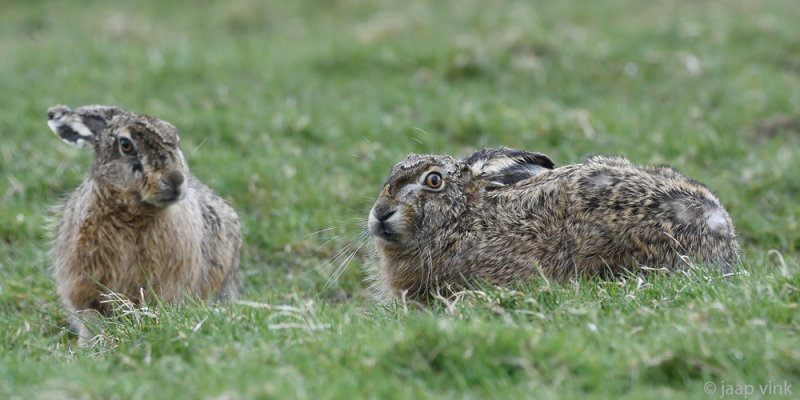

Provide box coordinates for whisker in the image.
[310,235,341,258]
[411,127,430,136]
[304,226,337,237]
[315,241,356,273]
[323,236,369,291]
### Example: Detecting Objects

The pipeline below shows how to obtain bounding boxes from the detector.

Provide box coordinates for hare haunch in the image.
[48,105,242,340]
[367,148,739,301]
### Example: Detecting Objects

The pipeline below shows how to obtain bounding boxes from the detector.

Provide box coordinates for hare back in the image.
[500,157,739,277]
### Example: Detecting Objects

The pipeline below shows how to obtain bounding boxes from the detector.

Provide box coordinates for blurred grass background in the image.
[1,0,798,398]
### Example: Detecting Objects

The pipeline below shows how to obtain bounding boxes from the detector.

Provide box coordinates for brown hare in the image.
[367,147,739,302]
[48,105,242,343]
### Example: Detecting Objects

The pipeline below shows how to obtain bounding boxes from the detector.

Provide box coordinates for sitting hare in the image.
[48,105,242,342]
[367,147,739,302]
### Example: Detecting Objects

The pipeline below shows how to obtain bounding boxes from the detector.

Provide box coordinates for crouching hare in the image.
[367,148,739,302]
[48,105,242,342]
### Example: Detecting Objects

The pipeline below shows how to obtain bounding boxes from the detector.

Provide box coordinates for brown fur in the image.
[48,105,242,342]
[367,149,739,302]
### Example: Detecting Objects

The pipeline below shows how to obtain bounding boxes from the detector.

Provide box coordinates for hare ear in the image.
[47,105,123,148]
[465,147,555,191]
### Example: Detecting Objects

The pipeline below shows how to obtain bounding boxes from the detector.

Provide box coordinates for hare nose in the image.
[163,171,185,189]
[374,207,395,222]
[376,210,396,222]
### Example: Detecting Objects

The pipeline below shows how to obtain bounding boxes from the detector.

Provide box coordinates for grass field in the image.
[1,0,799,398]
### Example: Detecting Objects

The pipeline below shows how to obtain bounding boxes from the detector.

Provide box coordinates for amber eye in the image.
[425,172,443,189]
[119,138,135,154]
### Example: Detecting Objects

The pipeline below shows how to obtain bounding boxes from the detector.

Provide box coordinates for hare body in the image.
[48,105,241,341]
[367,149,739,302]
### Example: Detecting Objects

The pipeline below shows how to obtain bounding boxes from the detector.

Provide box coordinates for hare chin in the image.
[374,236,411,252]
[142,196,182,209]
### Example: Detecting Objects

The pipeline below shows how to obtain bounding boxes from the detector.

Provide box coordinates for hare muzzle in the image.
[153,170,186,205]
[368,200,407,246]
[140,169,186,207]
[159,170,186,203]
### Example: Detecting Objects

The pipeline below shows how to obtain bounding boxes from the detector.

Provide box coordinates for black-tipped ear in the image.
[464,147,555,191]
[47,105,124,148]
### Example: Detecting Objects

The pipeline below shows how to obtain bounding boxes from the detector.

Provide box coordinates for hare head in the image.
[368,148,554,251]
[48,105,188,209]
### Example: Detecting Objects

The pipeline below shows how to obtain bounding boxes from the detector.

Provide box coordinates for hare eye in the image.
[119,138,135,154]
[425,172,443,189]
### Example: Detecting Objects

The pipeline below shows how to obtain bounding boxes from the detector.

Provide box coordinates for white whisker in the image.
[323,236,369,291]
[304,226,337,237]
[310,235,340,258]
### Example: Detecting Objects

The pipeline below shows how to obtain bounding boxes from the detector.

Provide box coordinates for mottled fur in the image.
[48,105,242,341]
[367,148,739,302]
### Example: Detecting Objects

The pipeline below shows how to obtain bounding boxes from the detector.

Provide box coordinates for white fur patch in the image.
[669,201,691,224]
[588,173,612,187]
[46,119,60,133]
[399,183,422,199]
[61,137,88,148]
[48,118,93,149]
[469,157,519,177]
[71,122,94,139]
[704,207,728,232]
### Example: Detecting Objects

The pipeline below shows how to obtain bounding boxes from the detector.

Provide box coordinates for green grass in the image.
[1,0,799,398]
